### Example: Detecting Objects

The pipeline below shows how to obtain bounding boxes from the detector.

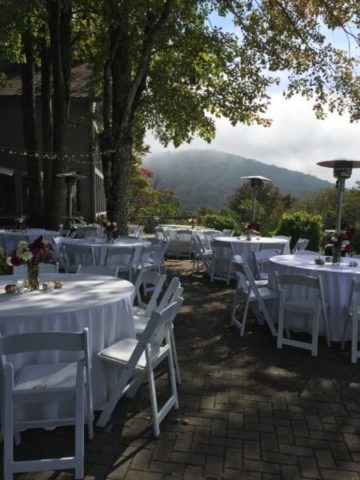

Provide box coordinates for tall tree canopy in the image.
[0,0,359,230]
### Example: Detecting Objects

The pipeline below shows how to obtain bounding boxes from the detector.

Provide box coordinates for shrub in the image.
[202,214,239,233]
[275,211,323,251]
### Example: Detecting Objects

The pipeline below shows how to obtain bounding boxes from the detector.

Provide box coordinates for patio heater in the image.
[56,171,87,219]
[317,159,360,232]
[241,175,272,221]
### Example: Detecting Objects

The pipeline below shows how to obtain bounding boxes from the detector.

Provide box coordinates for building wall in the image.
[0,95,104,223]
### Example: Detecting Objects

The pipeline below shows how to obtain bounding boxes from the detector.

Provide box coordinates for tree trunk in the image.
[21,31,43,227]
[47,0,72,229]
[40,33,53,228]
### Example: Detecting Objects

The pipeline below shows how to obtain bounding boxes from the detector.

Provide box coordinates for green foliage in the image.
[350,223,360,255]
[0,246,11,275]
[275,211,323,251]
[202,214,238,233]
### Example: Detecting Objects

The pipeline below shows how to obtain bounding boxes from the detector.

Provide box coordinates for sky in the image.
[146,10,360,187]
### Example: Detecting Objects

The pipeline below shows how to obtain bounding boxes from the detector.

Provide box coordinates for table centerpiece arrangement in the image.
[243,221,260,240]
[322,227,354,264]
[7,236,50,291]
[97,214,119,242]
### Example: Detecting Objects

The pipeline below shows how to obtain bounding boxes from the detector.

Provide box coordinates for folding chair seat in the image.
[77,265,120,277]
[210,239,235,284]
[104,245,139,282]
[96,300,183,436]
[231,259,277,336]
[341,279,360,363]
[0,329,93,480]
[292,238,310,253]
[63,243,95,273]
[275,272,331,356]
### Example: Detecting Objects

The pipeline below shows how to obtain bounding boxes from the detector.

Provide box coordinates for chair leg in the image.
[277,299,285,349]
[352,313,359,363]
[147,365,160,437]
[170,326,181,384]
[240,295,251,336]
[167,341,179,410]
[311,306,321,357]
[341,315,350,350]
[4,376,14,480]
[75,366,85,479]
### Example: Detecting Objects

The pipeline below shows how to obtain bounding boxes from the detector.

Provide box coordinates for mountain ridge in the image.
[144,149,331,210]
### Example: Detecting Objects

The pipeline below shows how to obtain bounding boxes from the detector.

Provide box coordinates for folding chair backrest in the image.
[252,249,278,278]
[293,238,310,253]
[134,270,167,315]
[158,276,182,310]
[140,244,163,267]
[192,235,205,255]
[105,245,138,268]
[275,272,323,303]
[63,243,95,268]
[0,330,88,357]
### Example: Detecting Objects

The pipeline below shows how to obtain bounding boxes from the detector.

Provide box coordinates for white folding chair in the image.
[96,300,182,436]
[104,245,139,282]
[210,239,235,284]
[275,272,331,356]
[175,229,193,259]
[0,329,93,480]
[63,244,95,273]
[50,237,67,271]
[231,260,277,336]
[252,249,279,281]
[221,229,234,237]
[292,238,310,253]
[132,270,167,335]
[341,279,360,363]
[139,244,164,274]
[77,265,120,277]
[191,235,212,273]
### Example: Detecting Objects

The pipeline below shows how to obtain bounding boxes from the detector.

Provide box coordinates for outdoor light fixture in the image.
[56,171,87,219]
[241,175,272,221]
[317,159,360,232]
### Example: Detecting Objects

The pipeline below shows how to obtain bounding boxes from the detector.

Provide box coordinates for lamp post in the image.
[317,159,360,232]
[56,171,87,219]
[241,175,272,221]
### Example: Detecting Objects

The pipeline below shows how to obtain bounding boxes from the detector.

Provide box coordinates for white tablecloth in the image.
[0,229,60,255]
[268,255,360,342]
[60,236,149,266]
[0,273,135,410]
[213,236,290,273]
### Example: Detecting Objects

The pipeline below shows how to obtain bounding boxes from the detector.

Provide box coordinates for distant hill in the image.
[144,150,331,211]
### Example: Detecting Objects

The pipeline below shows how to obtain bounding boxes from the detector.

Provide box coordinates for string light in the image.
[0,145,121,166]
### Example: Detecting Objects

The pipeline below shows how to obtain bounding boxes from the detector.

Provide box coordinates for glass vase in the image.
[332,244,341,264]
[27,262,40,291]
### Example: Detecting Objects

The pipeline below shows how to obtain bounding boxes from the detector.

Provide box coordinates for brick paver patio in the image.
[3,259,360,479]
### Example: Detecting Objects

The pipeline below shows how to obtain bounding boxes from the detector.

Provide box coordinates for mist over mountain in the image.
[143,150,331,211]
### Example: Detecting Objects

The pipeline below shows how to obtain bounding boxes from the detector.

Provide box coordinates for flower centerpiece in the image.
[7,236,49,291]
[243,221,260,240]
[188,216,199,229]
[98,214,119,242]
[322,227,354,264]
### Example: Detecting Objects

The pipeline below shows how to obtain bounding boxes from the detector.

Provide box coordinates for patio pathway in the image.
[3,259,360,480]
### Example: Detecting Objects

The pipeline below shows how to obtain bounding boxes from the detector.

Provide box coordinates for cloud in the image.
[146,93,360,187]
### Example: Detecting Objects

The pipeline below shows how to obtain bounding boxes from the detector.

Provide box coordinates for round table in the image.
[0,229,60,255]
[213,236,290,273]
[60,236,149,266]
[0,273,135,410]
[268,254,360,341]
